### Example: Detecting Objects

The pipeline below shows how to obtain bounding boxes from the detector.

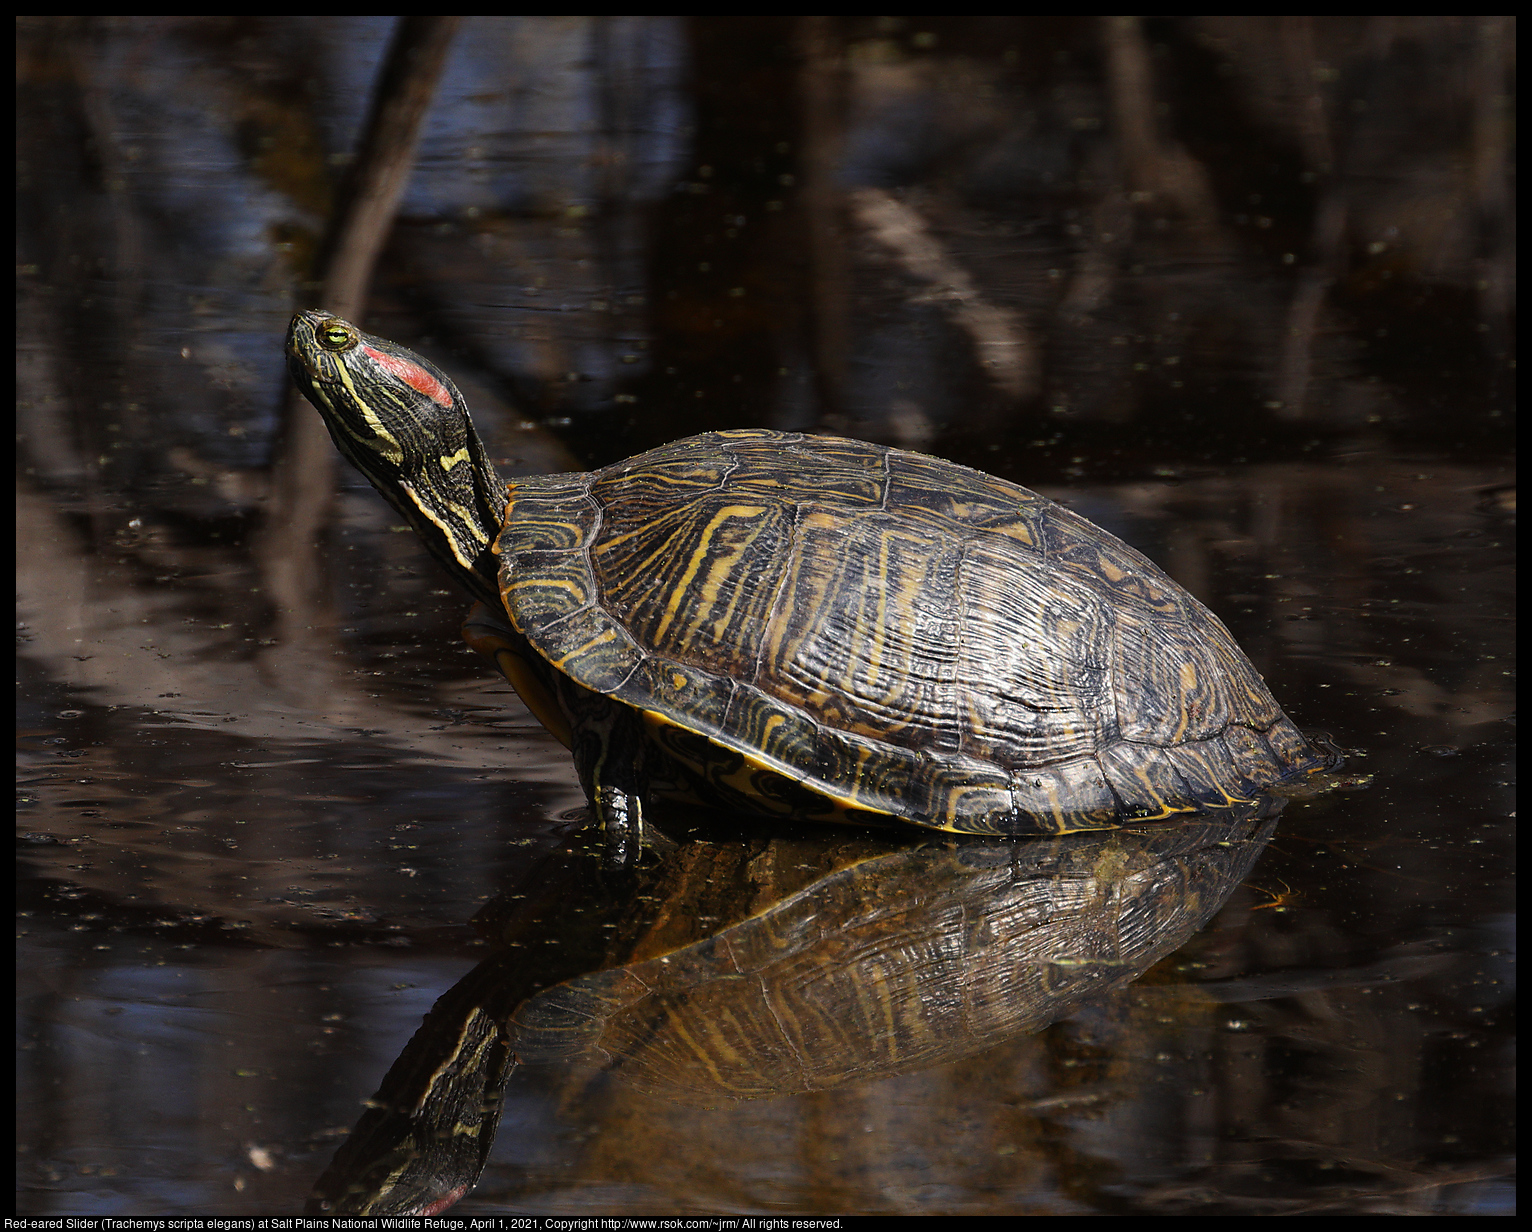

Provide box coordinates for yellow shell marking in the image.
[1114,760,1196,822]
[505,576,589,605]
[849,524,893,680]
[651,504,769,649]
[550,626,620,674]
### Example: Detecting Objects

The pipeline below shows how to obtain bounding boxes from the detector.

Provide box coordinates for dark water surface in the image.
[18,17,1513,1216]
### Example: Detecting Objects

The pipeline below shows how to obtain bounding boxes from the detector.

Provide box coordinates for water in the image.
[17,15,1513,1217]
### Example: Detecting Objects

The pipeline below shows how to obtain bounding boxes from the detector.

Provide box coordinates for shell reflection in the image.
[309,803,1278,1215]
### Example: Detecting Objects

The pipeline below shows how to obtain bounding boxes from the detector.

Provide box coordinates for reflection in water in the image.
[16,15,1513,1217]
[309,805,1278,1214]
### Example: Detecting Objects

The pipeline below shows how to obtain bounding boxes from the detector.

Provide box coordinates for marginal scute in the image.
[533,607,643,693]
[1009,758,1118,829]
[1159,739,1253,809]
[619,655,736,734]
[1264,714,1319,768]
[502,476,600,552]
[915,757,1017,833]
[837,734,919,814]
[1097,741,1193,819]
[721,686,824,773]
[500,552,594,626]
[1220,723,1285,788]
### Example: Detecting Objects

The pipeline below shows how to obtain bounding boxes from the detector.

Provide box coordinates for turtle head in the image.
[286,310,510,608]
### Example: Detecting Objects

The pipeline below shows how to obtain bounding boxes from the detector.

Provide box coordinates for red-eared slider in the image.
[286,311,1322,849]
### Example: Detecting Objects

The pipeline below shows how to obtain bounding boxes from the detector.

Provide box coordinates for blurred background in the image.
[18,16,1514,482]
[16,16,1514,1216]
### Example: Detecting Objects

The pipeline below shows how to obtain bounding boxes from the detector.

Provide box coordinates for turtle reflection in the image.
[308,803,1279,1215]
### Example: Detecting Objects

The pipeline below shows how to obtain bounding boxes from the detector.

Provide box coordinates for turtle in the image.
[306,805,1282,1214]
[285,310,1324,854]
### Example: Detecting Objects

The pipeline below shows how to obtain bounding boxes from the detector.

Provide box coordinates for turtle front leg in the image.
[567,697,648,869]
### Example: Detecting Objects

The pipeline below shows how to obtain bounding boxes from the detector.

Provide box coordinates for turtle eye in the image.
[316,319,356,352]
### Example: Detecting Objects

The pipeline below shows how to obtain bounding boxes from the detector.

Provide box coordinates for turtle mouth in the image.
[284,344,333,390]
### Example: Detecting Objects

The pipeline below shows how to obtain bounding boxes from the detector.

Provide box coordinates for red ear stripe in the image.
[361,345,454,409]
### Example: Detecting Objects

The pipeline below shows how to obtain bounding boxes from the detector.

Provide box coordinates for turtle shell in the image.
[496,429,1319,834]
